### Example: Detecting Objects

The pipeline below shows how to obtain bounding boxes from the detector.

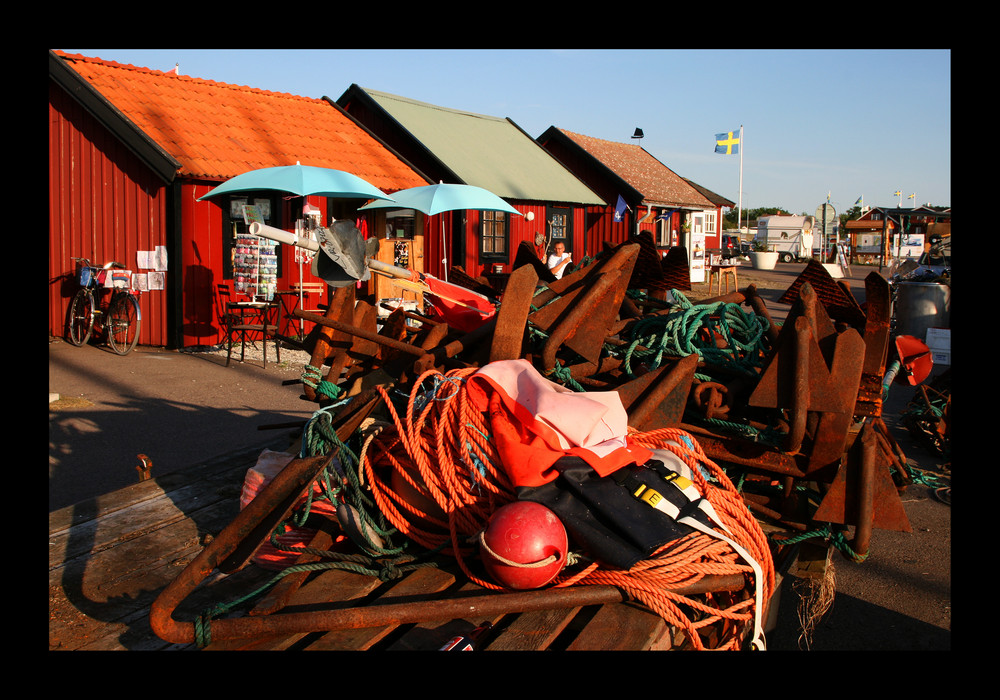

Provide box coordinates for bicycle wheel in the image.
[68,289,95,346]
[107,292,141,355]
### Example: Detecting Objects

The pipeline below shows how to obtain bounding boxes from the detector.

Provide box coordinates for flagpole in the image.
[738,125,744,233]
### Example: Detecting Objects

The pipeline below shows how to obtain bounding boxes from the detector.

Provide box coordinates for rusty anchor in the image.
[150,388,387,643]
[812,418,913,559]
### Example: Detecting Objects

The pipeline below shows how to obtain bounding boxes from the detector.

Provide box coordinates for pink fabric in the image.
[466,360,652,487]
[240,450,339,569]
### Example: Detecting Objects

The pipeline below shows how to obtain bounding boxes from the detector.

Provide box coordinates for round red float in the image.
[480,501,568,589]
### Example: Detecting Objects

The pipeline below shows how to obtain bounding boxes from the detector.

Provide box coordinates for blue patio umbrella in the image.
[199,165,393,326]
[357,183,519,216]
[358,183,521,280]
[197,164,395,201]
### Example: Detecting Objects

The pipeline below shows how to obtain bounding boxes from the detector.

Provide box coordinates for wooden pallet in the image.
[202,558,675,651]
[49,449,689,651]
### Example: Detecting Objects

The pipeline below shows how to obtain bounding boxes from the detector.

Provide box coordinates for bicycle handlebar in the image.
[72,257,125,269]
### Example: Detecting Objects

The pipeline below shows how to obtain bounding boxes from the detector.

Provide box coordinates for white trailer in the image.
[755,215,815,263]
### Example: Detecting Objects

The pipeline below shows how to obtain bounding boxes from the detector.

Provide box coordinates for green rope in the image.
[766,523,867,564]
[621,290,770,379]
[902,463,950,489]
[298,404,407,559]
[193,528,440,648]
[696,415,787,449]
[301,363,341,400]
[544,359,586,392]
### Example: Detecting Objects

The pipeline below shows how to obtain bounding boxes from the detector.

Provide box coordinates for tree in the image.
[723,206,791,230]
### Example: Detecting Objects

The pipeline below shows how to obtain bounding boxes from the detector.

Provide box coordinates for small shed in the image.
[536,128,722,258]
[337,86,605,279]
[49,51,428,349]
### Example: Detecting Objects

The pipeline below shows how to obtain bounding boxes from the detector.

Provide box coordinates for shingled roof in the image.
[52,51,427,192]
[553,129,716,209]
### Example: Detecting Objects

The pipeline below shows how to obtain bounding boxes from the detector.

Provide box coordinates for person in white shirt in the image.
[546,242,572,280]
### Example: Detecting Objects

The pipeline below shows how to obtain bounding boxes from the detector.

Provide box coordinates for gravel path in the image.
[196,341,315,373]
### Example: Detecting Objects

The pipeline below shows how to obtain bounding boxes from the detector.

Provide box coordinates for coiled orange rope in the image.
[361,367,775,650]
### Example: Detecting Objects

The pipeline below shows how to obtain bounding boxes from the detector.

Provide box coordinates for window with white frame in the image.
[704,210,717,236]
[480,210,509,261]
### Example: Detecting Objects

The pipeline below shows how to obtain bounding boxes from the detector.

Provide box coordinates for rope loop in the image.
[477,530,560,569]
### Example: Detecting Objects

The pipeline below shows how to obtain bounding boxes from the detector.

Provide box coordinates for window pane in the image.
[480,210,507,256]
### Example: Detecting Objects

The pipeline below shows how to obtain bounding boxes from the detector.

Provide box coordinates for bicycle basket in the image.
[78,266,103,287]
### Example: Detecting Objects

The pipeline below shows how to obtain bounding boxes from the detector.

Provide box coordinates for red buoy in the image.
[480,501,568,589]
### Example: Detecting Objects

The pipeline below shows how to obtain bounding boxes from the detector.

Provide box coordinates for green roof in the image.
[362,89,604,206]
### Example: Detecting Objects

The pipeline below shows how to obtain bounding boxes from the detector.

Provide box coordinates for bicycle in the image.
[68,258,142,355]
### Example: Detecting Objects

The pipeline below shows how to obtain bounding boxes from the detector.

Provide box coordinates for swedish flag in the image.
[715,130,740,155]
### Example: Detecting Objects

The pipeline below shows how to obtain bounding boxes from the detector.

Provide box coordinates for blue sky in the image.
[61,49,950,217]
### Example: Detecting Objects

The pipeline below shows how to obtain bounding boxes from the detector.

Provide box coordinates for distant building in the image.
[845,206,951,265]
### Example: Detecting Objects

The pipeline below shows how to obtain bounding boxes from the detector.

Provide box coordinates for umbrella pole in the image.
[296,220,304,338]
[441,216,448,282]
[298,254,304,338]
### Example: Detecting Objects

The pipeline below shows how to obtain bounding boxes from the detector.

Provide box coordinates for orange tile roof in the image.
[54,51,428,191]
[557,129,715,209]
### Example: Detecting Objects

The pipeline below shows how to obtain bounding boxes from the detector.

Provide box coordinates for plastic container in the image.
[894,282,950,341]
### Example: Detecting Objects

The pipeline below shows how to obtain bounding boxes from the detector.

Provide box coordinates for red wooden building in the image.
[337,86,605,279]
[536,128,729,259]
[48,51,428,349]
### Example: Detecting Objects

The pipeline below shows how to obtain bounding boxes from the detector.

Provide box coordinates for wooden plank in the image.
[49,451,264,651]
[290,566,457,650]
[484,607,582,651]
[206,565,386,650]
[794,540,834,580]
[382,579,504,651]
[565,603,667,651]
[48,448,256,536]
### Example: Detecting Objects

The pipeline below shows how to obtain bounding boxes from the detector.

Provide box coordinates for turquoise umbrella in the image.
[359,183,521,281]
[357,183,520,216]
[197,164,395,201]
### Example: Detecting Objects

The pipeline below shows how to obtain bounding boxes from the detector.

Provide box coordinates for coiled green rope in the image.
[301,363,340,401]
[621,290,770,378]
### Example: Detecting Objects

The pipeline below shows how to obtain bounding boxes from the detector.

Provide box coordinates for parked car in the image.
[720,234,741,260]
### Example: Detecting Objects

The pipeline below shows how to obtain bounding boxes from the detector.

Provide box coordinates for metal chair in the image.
[217,284,280,367]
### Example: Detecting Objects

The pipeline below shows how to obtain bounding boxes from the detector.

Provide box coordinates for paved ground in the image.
[48,341,317,511]
[48,261,951,650]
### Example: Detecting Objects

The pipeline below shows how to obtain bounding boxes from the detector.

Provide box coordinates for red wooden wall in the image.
[48,82,170,348]
[178,186,345,348]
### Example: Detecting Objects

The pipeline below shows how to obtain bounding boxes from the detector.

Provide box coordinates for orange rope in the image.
[361,368,775,650]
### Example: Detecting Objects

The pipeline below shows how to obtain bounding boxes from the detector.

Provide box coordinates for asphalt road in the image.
[48,260,951,650]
